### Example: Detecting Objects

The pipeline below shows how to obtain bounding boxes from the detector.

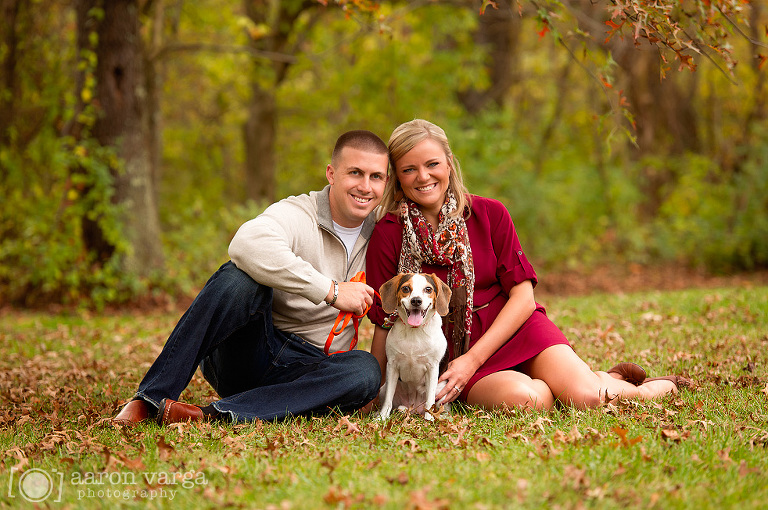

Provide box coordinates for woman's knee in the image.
[510,380,555,410]
[556,387,603,409]
[468,378,554,411]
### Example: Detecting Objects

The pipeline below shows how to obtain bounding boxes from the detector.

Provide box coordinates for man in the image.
[112,130,389,425]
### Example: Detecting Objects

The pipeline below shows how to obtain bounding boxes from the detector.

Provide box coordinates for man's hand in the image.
[327,281,374,316]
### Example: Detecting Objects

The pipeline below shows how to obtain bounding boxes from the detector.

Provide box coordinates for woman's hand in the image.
[434,280,537,404]
[436,353,481,404]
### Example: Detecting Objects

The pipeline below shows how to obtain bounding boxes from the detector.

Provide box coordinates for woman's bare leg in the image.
[521,345,676,408]
[466,370,555,411]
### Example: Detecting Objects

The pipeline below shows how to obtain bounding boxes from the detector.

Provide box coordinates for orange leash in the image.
[324,271,378,355]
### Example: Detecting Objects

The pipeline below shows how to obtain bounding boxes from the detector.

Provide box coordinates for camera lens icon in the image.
[18,469,54,502]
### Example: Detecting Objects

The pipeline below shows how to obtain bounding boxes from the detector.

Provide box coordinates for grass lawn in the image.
[1,284,767,508]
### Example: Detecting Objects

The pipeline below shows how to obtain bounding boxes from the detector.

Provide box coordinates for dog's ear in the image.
[428,273,452,316]
[379,274,405,314]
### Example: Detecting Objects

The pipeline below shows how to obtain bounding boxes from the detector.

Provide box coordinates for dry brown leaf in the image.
[407,486,450,510]
[372,494,389,505]
[450,426,469,447]
[660,428,682,442]
[506,432,530,443]
[612,426,643,447]
[386,472,409,485]
[157,435,175,461]
[11,456,29,471]
[334,415,361,435]
[323,485,351,505]
[398,438,420,452]
[530,416,553,434]
[739,460,760,477]
[717,447,733,464]
[568,425,584,443]
[564,464,589,490]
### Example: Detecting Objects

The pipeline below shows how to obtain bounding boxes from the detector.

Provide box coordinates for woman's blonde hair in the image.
[378,119,470,220]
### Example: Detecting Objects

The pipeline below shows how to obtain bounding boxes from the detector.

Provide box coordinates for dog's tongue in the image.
[407,310,423,327]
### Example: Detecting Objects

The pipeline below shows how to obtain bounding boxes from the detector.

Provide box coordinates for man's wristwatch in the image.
[327,280,339,306]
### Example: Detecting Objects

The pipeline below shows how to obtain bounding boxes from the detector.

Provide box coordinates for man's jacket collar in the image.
[317,185,376,240]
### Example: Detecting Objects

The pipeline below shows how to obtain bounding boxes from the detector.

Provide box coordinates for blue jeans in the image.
[135,262,380,422]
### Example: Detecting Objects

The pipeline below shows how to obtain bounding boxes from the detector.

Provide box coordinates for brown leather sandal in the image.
[644,375,693,391]
[607,362,647,386]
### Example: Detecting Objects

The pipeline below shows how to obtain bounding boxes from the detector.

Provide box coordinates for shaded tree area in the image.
[75,0,164,273]
[1,0,766,307]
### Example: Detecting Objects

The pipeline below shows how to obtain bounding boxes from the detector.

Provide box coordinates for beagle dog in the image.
[378,272,452,421]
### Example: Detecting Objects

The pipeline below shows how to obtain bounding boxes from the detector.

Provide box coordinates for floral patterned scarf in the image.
[385,190,475,357]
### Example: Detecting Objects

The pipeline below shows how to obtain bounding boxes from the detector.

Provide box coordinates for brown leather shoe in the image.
[113,399,149,427]
[157,398,204,425]
[607,362,647,386]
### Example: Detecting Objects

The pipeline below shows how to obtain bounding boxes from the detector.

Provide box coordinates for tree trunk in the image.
[244,83,277,202]
[611,42,700,155]
[241,0,317,203]
[0,0,21,150]
[457,0,520,115]
[77,0,164,274]
[144,0,171,207]
[610,42,700,219]
[572,0,700,219]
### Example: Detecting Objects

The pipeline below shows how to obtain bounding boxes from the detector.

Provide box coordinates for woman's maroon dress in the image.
[366,196,570,398]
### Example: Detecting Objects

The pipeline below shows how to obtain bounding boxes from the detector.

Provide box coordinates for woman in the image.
[366,119,691,411]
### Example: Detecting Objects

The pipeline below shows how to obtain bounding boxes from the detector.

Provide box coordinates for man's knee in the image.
[204,262,271,312]
[341,351,381,400]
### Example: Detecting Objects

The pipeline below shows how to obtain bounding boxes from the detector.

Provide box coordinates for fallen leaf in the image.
[333,416,361,435]
[323,485,352,505]
[116,451,146,470]
[386,472,409,485]
[717,448,733,464]
[739,460,760,477]
[407,486,450,510]
[450,426,469,447]
[612,426,643,447]
[157,436,175,461]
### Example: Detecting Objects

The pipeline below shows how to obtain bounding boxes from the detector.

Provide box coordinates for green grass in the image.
[1,284,767,508]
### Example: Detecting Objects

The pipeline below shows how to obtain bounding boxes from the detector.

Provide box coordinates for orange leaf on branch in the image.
[537,20,550,39]
[604,19,625,44]
[479,0,498,16]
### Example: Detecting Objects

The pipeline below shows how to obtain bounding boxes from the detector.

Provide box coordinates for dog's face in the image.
[379,273,452,327]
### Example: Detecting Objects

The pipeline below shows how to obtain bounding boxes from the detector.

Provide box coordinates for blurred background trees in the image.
[1,0,766,307]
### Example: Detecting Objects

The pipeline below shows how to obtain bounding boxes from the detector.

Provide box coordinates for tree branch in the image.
[716,4,768,50]
[150,42,298,64]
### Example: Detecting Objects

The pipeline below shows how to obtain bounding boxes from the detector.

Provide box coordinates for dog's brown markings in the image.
[423,273,452,316]
[380,273,411,314]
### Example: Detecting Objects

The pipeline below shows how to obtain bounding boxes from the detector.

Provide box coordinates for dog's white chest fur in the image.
[385,319,447,408]
[378,273,452,421]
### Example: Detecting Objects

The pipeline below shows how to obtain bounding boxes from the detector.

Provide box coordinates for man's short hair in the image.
[331,130,388,165]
